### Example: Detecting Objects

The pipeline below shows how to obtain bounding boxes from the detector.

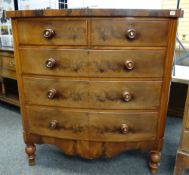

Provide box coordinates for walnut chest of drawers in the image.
[7,9,183,173]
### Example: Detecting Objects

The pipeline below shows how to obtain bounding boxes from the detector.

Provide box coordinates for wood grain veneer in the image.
[7,9,183,173]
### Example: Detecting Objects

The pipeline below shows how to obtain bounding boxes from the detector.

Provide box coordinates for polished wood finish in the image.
[6,9,183,18]
[23,77,162,109]
[91,19,169,46]
[8,9,182,173]
[17,19,87,46]
[19,48,165,78]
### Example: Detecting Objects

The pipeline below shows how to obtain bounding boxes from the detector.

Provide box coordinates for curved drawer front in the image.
[17,19,87,45]
[20,48,165,78]
[89,49,165,78]
[26,106,157,142]
[23,77,89,108]
[91,19,169,46]
[89,81,162,110]
[20,48,89,76]
[26,106,89,140]
[23,77,162,110]
[89,111,158,142]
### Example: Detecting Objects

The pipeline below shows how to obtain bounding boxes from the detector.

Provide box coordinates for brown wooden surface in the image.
[6,9,184,18]
[17,19,87,46]
[22,77,162,110]
[26,105,157,142]
[24,132,163,159]
[91,19,169,47]
[9,9,181,173]
[19,48,165,78]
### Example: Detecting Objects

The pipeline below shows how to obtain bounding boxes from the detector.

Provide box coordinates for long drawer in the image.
[23,77,162,110]
[19,48,165,78]
[91,19,169,46]
[17,19,87,45]
[26,106,158,142]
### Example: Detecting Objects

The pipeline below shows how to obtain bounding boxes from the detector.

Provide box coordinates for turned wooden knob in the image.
[127,29,136,39]
[120,124,129,134]
[47,89,57,99]
[49,120,58,129]
[122,91,132,102]
[43,29,55,39]
[125,60,134,70]
[45,58,56,69]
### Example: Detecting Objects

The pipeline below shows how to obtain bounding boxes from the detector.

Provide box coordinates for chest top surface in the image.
[6,9,183,18]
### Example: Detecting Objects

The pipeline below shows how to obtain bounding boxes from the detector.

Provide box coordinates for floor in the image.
[0,102,188,175]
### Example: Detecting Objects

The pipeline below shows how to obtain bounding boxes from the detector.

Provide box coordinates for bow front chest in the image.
[7,9,183,173]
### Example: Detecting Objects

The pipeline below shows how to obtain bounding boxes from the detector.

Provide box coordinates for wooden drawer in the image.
[89,111,158,142]
[91,19,169,46]
[26,106,89,140]
[181,131,189,152]
[20,48,165,78]
[26,105,157,142]
[17,19,87,46]
[89,81,161,110]
[88,49,165,78]
[23,77,162,110]
[20,48,89,76]
[2,56,16,71]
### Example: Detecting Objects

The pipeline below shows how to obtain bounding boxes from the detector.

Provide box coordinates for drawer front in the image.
[89,111,158,142]
[89,81,162,110]
[17,19,87,45]
[23,77,161,110]
[23,77,88,108]
[26,105,157,142]
[26,106,89,140]
[20,48,165,78]
[89,49,165,78]
[20,48,89,76]
[91,19,169,46]
[2,56,16,71]
[181,131,189,152]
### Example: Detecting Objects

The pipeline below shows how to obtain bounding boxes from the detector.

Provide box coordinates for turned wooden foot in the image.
[25,144,36,166]
[149,151,161,174]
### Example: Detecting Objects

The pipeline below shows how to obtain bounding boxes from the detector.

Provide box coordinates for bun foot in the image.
[25,144,36,166]
[149,151,161,174]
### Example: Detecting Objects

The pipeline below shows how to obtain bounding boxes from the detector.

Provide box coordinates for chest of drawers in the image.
[7,9,183,173]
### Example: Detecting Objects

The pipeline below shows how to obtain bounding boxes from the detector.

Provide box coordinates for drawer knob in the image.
[45,58,56,69]
[47,89,57,99]
[43,29,55,39]
[125,60,134,70]
[120,124,129,134]
[122,91,132,102]
[127,29,136,39]
[49,120,58,129]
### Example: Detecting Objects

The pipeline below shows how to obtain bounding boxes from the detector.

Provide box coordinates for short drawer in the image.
[181,131,189,152]
[20,48,165,78]
[89,111,158,142]
[89,81,162,110]
[88,49,165,78]
[23,77,162,110]
[26,106,89,140]
[17,19,87,45]
[26,105,158,142]
[19,48,89,77]
[2,56,16,71]
[91,19,169,46]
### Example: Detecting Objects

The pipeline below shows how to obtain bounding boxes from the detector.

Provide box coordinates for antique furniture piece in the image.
[0,47,19,106]
[173,66,189,175]
[7,9,183,173]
